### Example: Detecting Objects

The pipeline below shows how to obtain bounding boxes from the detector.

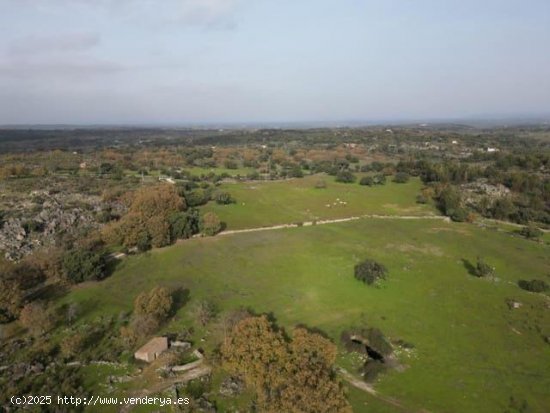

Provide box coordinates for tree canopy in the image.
[221,315,351,413]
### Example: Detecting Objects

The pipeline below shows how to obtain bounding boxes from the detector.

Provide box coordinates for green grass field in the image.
[63,217,550,413]
[202,174,435,229]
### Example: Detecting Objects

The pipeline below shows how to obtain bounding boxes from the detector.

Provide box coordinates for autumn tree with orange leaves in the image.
[221,315,351,413]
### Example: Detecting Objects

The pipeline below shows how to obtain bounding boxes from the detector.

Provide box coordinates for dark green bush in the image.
[354,259,387,285]
[62,249,106,284]
[335,170,356,183]
[518,279,548,293]
[359,176,374,186]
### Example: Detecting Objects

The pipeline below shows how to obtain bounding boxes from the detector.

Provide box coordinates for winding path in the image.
[219,214,450,236]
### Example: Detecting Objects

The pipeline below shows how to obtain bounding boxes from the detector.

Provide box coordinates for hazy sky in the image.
[0,0,549,124]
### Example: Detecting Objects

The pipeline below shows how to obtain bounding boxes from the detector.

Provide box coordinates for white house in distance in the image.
[134,337,169,362]
[486,147,499,153]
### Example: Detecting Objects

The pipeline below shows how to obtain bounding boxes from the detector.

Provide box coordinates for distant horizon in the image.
[1,0,549,124]
[1,113,550,130]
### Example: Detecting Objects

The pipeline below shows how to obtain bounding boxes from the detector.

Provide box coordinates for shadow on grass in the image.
[104,254,124,278]
[31,282,69,302]
[293,323,332,340]
[461,258,477,276]
[172,287,191,315]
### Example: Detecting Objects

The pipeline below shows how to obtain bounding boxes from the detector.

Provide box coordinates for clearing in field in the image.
[202,174,435,229]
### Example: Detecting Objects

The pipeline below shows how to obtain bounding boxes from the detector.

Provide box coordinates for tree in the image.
[130,184,186,219]
[354,259,387,285]
[169,209,200,241]
[103,184,186,249]
[148,215,172,248]
[134,286,173,322]
[221,316,351,413]
[0,261,46,322]
[493,197,517,220]
[200,212,222,236]
[62,248,106,284]
[279,328,350,413]
[438,186,461,217]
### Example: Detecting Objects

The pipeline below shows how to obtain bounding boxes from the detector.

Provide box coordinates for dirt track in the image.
[219,214,450,236]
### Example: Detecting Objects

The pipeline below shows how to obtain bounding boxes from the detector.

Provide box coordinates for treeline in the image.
[395,153,550,224]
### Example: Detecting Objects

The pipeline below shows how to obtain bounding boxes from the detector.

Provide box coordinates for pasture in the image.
[202,174,435,229]
[64,218,550,413]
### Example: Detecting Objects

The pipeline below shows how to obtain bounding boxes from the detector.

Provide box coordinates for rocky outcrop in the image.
[0,191,113,261]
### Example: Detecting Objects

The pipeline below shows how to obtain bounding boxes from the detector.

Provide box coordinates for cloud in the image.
[8,0,245,29]
[0,31,120,82]
[8,32,100,56]
[0,59,125,80]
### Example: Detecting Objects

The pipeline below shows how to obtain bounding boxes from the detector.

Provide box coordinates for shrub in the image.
[416,194,428,204]
[192,300,218,326]
[474,257,494,278]
[335,170,356,183]
[136,231,152,252]
[184,188,211,207]
[520,224,543,239]
[19,301,56,335]
[224,160,238,169]
[359,176,374,186]
[200,212,222,236]
[438,186,462,218]
[61,332,86,358]
[169,209,200,241]
[62,248,106,284]
[450,207,469,222]
[354,259,387,285]
[393,172,410,183]
[214,191,235,205]
[314,179,327,189]
[373,174,386,185]
[288,165,304,178]
[518,279,548,293]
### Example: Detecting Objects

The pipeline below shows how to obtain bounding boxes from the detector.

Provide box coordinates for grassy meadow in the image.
[202,174,435,229]
[63,217,550,413]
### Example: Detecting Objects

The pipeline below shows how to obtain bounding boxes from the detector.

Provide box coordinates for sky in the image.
[0,0,549,125]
